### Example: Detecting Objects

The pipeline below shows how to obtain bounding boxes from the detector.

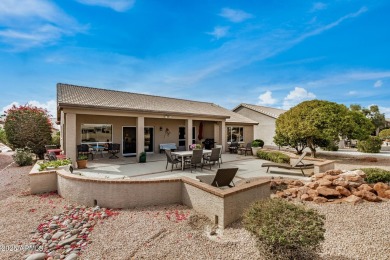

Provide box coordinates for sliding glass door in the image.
[144,127,154,153]
[123,126,136,156]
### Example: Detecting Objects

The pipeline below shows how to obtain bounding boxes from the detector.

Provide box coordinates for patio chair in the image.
[203,147,221,169]
[165,150,181,171]
[184,149,203,172]
[77,144,94,160]
[228,142,239,153]
[196,168,238,188]
[261,152,314,176]
[108,143,120,159]
[215,144,223,164]
[238,143,252,156]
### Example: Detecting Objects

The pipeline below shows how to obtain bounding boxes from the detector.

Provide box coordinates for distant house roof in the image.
[232,103,286,119]
[57,83,257,125]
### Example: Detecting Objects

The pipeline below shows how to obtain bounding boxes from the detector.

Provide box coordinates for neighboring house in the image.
[233,103,286,146]
[50,117,60,135]
[57,83,258,163]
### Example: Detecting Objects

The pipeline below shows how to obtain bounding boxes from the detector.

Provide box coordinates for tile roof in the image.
[57,83,257,124]
[232,103,286,119]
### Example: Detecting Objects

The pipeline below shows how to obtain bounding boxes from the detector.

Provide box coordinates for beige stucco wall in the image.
[57,172,182,208]
[29,167,270,228]
[234,107,278,146]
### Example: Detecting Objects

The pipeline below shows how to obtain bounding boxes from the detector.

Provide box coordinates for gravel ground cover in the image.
[0,151,389,259]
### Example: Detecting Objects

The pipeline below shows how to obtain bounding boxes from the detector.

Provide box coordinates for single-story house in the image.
[57,83,258,163]
[232,103,286,146]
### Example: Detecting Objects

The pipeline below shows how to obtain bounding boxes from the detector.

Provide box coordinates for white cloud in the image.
[76,0,135,12]
[207,26,229,40]
[348,91,357,95]
[283,87,316,109]
[379,107,390,119]
[0,0,85,50]
[257,91,277,105]
[310,2,327,12]
[374,80,383,88]
[2,100,57,118]
[219,8,253,23]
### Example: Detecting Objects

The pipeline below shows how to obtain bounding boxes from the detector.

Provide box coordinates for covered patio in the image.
[73,153,312,181]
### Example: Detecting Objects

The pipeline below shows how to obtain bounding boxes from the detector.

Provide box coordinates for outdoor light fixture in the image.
[159,126,163,131]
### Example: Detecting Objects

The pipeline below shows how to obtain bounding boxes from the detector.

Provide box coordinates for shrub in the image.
[360,168,390,184]
[4,105,52,159]
[357,136,382,153]
[378,129,390,140]
[51,132,60,147]
[0,128,7,145]
[321,143,339,151]
[257,150,290,164]
[38,158,72,171]
[243,198,325,259]
[13,148,34,166]
[252,139,264,148]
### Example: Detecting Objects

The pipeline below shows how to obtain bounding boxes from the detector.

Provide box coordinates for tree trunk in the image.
[307,138,317,158]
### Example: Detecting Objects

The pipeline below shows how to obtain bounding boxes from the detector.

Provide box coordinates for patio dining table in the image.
[91,145,105,158]
[172,149,212,171]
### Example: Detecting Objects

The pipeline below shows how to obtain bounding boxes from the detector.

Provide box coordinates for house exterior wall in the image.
[234,107,277,146]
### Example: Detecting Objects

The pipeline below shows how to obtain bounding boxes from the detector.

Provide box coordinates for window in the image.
[81,124,112,144]
[227,126,244,143]
[178,126,196,147]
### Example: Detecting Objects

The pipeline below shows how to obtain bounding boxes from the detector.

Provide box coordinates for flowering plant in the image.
[190,144,202,150]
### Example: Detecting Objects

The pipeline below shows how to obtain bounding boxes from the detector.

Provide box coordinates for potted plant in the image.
[38,158,72,171]
[76,154,88,169]
[139,152,146,163]
[251,139,264,156]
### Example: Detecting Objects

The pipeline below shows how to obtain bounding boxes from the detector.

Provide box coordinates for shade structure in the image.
[198,121,203,140]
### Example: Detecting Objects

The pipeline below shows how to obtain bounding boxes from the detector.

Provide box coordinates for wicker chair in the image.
[108,143,120,159]
[238,143,252,156]
[184,149,203,172]
[77,144,93,160]
[165,150,181,171]
[203,147,221,169]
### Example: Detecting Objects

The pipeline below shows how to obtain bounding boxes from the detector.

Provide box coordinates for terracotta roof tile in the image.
[233,103,286,119]
[57,83,257,124]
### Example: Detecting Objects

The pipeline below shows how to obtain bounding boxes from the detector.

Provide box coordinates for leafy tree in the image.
[379,129,390,140]
[350,104,386,135]
[4,105,52,159]
[274,100,374,157]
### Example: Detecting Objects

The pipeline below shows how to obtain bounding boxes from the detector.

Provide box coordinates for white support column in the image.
[136,116,145,160]
[60,111,65,150]
[186,119,193,151]
[219,121,226,153]
[65,113,77,166]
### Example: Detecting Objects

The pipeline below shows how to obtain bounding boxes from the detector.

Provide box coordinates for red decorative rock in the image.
[373,182,390,198]
[317,186,341,197]
[336,186,351,197]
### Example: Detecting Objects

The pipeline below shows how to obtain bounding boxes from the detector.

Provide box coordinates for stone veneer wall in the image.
[30,168,270,228]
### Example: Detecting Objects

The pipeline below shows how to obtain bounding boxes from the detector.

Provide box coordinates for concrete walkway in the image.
[76,153,311,182]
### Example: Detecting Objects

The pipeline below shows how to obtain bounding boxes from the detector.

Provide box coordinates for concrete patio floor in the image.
[75,152,312,182]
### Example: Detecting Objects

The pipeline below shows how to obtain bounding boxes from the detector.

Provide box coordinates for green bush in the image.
[38,158,72,171]
[0,128,7,145]
[13,148,34,166]
[357,136,382,153]
[51,132,60,147]
[321,143,339,151]
[252,139,264,148]
[257,150,290,164]
[243,198,325,259]
[360,168,390,184]
[378,129,390,140]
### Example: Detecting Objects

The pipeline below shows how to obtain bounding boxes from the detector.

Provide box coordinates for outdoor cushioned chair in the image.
[184,149,203,172]
[165,150,181,171]
[261,152,314,176]
[203,147,221,169]
[238,142,252,156]
[108,143,120,159]
[196,167,239,188]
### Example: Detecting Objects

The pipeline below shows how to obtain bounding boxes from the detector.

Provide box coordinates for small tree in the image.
[4,105,52,159]
[274,100,374,157]
[350,104,386,135]
[0,127,7,145]
[379,129,390,140]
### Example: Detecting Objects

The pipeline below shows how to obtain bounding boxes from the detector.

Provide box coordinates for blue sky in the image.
[1,0,390,117]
